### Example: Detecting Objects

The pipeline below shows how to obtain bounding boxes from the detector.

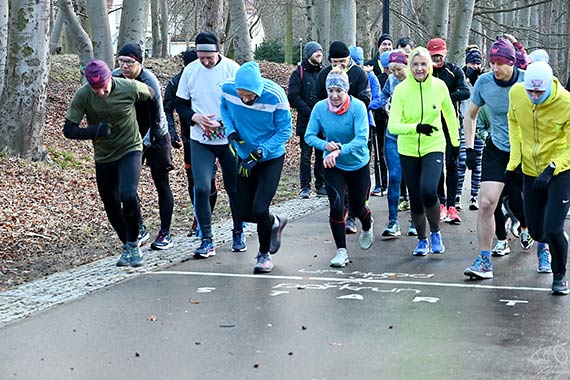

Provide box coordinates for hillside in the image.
[0,55,299,290]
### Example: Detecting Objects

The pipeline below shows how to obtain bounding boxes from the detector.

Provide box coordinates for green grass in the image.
[48,147,84,169]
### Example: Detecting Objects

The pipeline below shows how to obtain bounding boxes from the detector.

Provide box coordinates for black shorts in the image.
[480,138,509,183]
[143,133,174,172]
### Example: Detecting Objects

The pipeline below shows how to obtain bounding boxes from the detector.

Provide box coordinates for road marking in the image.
[500,299,529,306]
[413,297,439,303]
[149,270,551,292]
[337,294,364,300]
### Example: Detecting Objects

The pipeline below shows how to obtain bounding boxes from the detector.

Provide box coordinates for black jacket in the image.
[431,62,470,112]
[309,63,371,108]
[364,56,388,89]
[163,70,189,141]
[287,58,323,136]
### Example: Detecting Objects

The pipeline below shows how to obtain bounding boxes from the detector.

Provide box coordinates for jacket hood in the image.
[235,61,263,96]
[407,47,433,82]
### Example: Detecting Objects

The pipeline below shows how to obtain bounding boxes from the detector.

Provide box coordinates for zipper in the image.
[531,104,540,175]
[417,81,423,157]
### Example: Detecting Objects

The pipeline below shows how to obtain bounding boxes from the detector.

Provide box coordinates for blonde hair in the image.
[409,47,433,66]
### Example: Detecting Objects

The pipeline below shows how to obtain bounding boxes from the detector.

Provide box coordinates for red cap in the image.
[427,38,447,56]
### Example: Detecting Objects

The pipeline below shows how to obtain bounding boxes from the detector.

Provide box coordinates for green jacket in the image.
[388,47,459,157]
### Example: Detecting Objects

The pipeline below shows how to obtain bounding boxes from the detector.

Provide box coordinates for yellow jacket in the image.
[507,78,570,176]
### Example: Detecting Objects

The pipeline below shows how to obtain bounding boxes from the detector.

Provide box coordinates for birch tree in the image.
[117,0,146,51]
[0,0,7,96]
[160,0,169,57]
[447,0,475,65]
[58,0,93,68]
[151,0,162,57]
[314,0,330,58]
[228,0,253,63]
[432,0,449,39]
[330,0,355,46]
[0,0,51,160]
[86,0,113,67]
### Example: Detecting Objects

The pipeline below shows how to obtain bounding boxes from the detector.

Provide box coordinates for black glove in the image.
[91,122,112,139]
[149,127,162,144]
[533,164,555,192]
[239,148,263,177]
[168,127,182,149]
[416,123,438,136]
[450,146,460,161]
[227,132,244,157]
[504,169,518,185]
[466,148,477,170]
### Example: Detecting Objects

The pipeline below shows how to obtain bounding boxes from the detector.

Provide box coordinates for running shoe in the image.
[194,238,216,259]
[128,244,144,267]
[269,214,288,254]
[537,246,552,273]
[253,252,273,273]
[116,244,131,267]
[137,225,150,246]
[446,206,462,225]
[187,218,198,237]
[382,220,401,239]
[370,186,383,196]
[316,186,328,197]
[439,204,447,221]
[454,195,462,210]
[231,229,247,252]
[398,200,410,212]
[299,188,310,199]
[430,231,445,254]
[330,248,349,267]
[413,238,430,256]
[464,255,493,279]
[491,240,510,256]
[468,197,479,210]
[407,220,418,236]
[359,218,374,250]
[345,216,357,234]
[520,229,534,250]
[151,230,173,250]
[552,274,570,295]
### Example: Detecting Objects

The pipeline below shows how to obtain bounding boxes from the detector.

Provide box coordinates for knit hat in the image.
[427,38,447,56]
[489,38,515,66]
[84,59,112,90]
[465,49,482,64]
[377,33,393,48]
[326,71,349,92]
[195,32,219,52]
[328,41,350,59]
[235,61,263,96]
[183,49,198,66]
[524,61,553,91]
[389,51,408,65]
[380,50,393,68]
[349,46,364,65]
[304,41,322,59]
[117,42,143,63]
[528,49,549,64]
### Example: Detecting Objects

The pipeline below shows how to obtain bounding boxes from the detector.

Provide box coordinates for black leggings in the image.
[437,130,459,208]
[238,155,284,253]
[183,136,217,213]
[325,163,372,249]
[95,151,142,244]
[523,171,570,275]
[191,140,241,239]
[400,152,444,239]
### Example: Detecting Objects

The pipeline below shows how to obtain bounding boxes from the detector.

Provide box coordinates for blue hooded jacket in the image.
[220,61,292,161]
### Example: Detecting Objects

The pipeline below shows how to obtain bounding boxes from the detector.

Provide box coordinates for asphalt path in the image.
[1,193,569,380]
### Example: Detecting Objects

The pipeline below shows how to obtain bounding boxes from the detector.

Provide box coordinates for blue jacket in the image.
[305,96,370,171]
[220,61,292,161]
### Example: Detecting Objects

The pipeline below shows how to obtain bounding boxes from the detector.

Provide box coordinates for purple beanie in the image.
[389,51,408,65]
[84,59,111,89]
[489,38,515,66]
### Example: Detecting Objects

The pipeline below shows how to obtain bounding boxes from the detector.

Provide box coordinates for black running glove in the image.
[466,148,477,170]
[239,148,263,177]
[534,163,555,192]
[416,123,438,136]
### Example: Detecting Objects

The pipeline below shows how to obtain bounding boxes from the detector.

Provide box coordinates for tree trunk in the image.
[314,0,330,58]
[59,0,93,68]
[0,0,8,96]
[0,0,51,161]
[432,0,449,38]
[330,0,355,46]
[284,1,293,64]
[305,0,315,42]
[447,0,475,66]
[200,0,224,38]
[160,0,169,57]
[227,0,253,63]
[86,0,113,67]
[49,8,64,54]
[355,0,372,57]
[151,0,161,58]
[117,0,146,51]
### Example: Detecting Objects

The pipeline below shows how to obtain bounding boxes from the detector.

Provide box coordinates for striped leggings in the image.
[456,128,484,198]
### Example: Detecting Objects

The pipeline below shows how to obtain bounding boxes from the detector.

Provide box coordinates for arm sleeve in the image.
[387,85,416,136]
[304,105,327,151]
[63,119,96,140]
[450,66,470,103]
[258,105,292,156]
[220,92,236,137]
[378,77,392,108]
[354,69,371,107]
[175,97,195,126]
[506,91,522,171]
[287,69,312,117]
[340,101,369,156]
[441,87,460,147]
[138,83,162,141]
[367,73,382,110]
[163,80,177,130]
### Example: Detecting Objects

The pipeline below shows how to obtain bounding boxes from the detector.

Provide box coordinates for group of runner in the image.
[64,31,570,295]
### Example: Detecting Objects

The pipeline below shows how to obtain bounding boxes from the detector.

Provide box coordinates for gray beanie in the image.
[304,41,322,59]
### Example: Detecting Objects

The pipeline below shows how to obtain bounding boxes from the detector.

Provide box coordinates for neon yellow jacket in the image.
[507,77,570,176]
[387,47,459,157]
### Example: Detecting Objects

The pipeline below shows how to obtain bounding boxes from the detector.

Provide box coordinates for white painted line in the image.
[149,270,551,292]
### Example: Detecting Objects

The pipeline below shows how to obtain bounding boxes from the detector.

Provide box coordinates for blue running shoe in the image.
[128,243,144,267]
[407,220,418,236]
[254,252,273,273]
[232,229,247,252]
[382,220,401,239]
[330,248,349,267]
[464,255,493,279]
[552,274,570,295]
[116,244,131,267]
[413,239,429,256]
[537,246,552,273]
[430,231,445,254]
[194,238,216,259]
[151,230,173,250]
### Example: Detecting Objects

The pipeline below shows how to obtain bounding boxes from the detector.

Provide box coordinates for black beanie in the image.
[328,41,350,59]
[117,42,143,63]
[195,32,219,52]
[183,49,198,66]
[377,33,393,48]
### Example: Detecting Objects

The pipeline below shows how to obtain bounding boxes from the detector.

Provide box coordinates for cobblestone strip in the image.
[0,196,328,328]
